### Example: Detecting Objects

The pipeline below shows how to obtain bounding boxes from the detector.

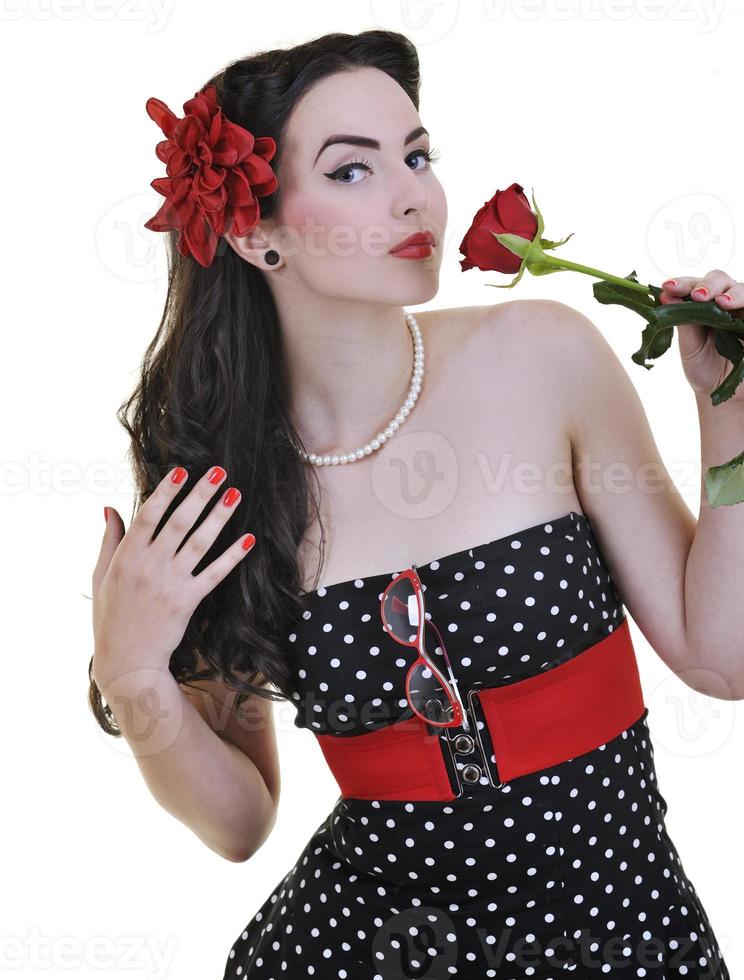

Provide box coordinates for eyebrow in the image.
[313,125,429,167]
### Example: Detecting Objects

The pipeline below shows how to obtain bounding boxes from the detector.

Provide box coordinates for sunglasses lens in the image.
[382,576,418,643]
[406,659,455,724]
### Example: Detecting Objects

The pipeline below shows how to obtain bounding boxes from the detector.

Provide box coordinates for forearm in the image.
[684,393,744,698]
[95,663,276,861]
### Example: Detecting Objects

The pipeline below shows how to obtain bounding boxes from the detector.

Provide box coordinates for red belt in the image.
[315,617,645,802]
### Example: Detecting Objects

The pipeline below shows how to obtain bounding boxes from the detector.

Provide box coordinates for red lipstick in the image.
[389,230,436,259]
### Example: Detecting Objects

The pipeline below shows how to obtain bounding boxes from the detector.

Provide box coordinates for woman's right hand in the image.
[91,465,256,691]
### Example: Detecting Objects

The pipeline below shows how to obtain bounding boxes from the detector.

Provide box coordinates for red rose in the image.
[144,84,278,268]
[458,182,538,273]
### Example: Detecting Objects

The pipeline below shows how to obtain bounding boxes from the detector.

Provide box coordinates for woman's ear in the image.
[223,223,281,269]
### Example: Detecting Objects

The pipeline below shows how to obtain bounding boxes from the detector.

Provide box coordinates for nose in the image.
[401,192,429,217]
[395,167,430,217]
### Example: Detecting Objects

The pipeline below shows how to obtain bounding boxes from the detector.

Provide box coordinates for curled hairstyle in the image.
[88,29,423,735]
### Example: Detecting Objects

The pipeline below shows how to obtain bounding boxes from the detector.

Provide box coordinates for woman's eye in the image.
[327,156,373,184]
[411,147,441,170]
[326,146,441,185]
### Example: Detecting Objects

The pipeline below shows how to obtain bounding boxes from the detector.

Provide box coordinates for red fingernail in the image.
[171,467,187,484]
[222,487,241,507]
[692,287,708,297]
[720,293,733,302]
[662,279,677,287]
[208,466,226,484]
[242,533,256,551]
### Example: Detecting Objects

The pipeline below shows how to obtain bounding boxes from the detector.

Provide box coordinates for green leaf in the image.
[590,276,744,376]
[592,279,658,319]
[484,268,526,289]
[651,298,744,333]
[714,329,744,365]
[593,271,655,306]
[540,233,574,252]
[711,357,744,407]
[530,188,546,241]
[492,232,531,259]
[630,321,675,369]
[703,449,744,506]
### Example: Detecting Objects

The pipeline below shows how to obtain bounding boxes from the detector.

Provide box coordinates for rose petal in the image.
[144,83,278,265]
[145,97,178,138]
[174,115,204,157]
[231,200,261,237]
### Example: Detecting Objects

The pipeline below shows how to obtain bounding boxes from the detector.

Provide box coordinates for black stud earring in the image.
[264,249,280,266]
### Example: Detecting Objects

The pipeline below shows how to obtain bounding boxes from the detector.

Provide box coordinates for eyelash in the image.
[326,146,441,184]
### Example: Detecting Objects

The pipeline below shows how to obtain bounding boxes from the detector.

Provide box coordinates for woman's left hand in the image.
[660,268,744,402]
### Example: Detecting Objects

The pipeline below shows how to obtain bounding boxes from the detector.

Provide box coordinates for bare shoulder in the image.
[421,299,526,336]
[472,297,587,340]
[424,298,577,349]
[476,297,640,437]
[425,298,585,398]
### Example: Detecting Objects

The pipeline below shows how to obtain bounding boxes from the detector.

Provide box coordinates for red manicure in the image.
[208,466,226,484]
[242,534,256,551]
[222,487,241,507]
[171,467,187,484]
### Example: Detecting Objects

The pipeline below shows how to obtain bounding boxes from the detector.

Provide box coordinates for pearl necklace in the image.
[296,311,424,466]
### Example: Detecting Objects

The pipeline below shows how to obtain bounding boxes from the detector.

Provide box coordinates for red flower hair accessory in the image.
[144,84,279,268]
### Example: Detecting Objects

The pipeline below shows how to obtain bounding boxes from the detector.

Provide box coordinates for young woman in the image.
[89,29,739,978]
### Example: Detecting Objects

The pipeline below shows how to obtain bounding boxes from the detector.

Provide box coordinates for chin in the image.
[406,278,440,306]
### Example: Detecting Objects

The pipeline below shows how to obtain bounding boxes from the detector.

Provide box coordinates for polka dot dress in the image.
[222,511,730,978]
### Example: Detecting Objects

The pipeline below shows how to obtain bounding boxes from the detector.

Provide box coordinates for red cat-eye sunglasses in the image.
[380,563,471,732]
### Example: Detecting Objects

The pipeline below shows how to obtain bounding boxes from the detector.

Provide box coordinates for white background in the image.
[2,0,742,977]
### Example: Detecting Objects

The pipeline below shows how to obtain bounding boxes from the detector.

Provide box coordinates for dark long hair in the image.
[88,30,423,735]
